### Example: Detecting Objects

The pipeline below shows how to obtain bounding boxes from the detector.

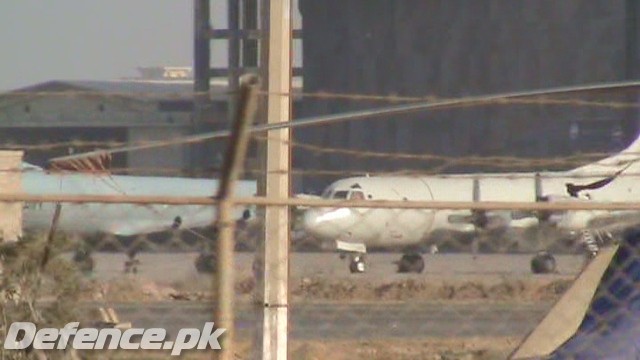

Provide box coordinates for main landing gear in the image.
[530,250,557,274]
[396,253,425,273]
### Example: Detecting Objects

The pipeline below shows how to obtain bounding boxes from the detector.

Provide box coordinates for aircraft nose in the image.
[302,207,352,240]
[302,209,321,236]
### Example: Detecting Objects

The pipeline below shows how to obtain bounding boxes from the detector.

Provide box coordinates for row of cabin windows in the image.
[23,104,105,113]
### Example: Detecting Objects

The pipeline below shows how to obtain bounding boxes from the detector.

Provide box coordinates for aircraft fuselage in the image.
[21,170,257,236]
[302,172,639,248]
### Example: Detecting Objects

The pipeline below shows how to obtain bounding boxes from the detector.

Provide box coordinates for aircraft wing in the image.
[105,221,176,237]
[446,209,512,232]
[584,211,640,234]
[561,211,640,261]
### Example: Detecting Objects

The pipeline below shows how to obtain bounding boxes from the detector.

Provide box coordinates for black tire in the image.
[531,251,557,274]
[349,257,366,273]
[397,253,425,273]
[195,252,217,273]
[72,248,95,274]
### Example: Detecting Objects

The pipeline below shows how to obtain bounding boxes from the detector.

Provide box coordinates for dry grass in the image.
[80,274,572,303]
[97,337,519,359]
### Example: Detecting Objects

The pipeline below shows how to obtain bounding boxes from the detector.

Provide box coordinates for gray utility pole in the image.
[254,0,292,359]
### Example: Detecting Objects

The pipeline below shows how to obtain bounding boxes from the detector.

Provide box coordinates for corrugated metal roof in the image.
[2,77,303,101]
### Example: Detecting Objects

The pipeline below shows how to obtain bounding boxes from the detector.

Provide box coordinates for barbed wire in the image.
[2,139,636,176]
[0,89,235,99]
[247,168,640,179]
[44,80,640,165]
[9,165,640,180]
[4,145,640,182]
[4,138,640,178]
[0,135,628,174]
[252,133,619,167]
[3,88,639,108]
[11,159,640,179]
[0,140,126,151]
[0,136,631,172]
[263,91,640,109]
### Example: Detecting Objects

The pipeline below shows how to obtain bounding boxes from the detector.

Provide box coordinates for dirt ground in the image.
[89,273,573,303]
[71,252,580,303]
[286,338,519,360]
[7,251,570,359]
[100,337,519,359]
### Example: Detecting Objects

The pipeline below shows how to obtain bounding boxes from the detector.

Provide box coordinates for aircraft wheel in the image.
[72,247,95,274]
[396,253,425,273]
[531,251,557,274]
[124,258,141,274]
[349,255,366,273]
[195,252,217,273]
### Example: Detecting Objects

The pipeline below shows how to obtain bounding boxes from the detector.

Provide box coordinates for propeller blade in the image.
[473,178,480,202]
[471,178,489,228]
[534,173,544,201]
[512,173,554,221]
[449,178,509,230]
[535,176,554,222]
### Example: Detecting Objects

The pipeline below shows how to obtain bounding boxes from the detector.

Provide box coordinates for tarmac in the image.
[88,252,585,283]
[79,252,582,341]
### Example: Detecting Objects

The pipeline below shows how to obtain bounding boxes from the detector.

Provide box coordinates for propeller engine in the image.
[447,178,510,231]
[511,173,568,226]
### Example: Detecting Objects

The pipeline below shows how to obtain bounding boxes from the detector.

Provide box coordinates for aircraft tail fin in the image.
[571,132,640,175]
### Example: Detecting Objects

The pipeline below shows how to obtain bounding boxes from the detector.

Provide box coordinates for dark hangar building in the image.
[295,0,640,191]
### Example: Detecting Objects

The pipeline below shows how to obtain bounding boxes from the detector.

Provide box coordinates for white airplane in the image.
[20,164,257,238]
[302,133,640,274]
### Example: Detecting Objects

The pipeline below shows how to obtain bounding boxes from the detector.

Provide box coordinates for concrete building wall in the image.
[0,95,190,128]
[0,89,196,173]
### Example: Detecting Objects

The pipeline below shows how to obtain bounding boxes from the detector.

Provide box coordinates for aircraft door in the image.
[416,178,436,237]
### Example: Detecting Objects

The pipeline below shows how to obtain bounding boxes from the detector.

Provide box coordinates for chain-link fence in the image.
[1,150,640,359]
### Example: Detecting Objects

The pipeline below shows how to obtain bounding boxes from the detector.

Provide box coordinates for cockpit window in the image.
[349,191,365,200]
[333,190,349,199]
[321,188,333,199]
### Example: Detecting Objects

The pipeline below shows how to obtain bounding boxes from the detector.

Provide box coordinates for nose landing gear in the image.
[349,254,366,273]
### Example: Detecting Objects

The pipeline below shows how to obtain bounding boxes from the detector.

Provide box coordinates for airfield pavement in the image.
[88,252,584,283]
[70,252,585,358]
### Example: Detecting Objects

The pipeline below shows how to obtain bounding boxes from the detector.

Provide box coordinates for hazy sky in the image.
[0,1,301,91]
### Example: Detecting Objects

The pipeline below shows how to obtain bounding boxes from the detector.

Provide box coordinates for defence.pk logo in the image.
[4,322,226,356]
